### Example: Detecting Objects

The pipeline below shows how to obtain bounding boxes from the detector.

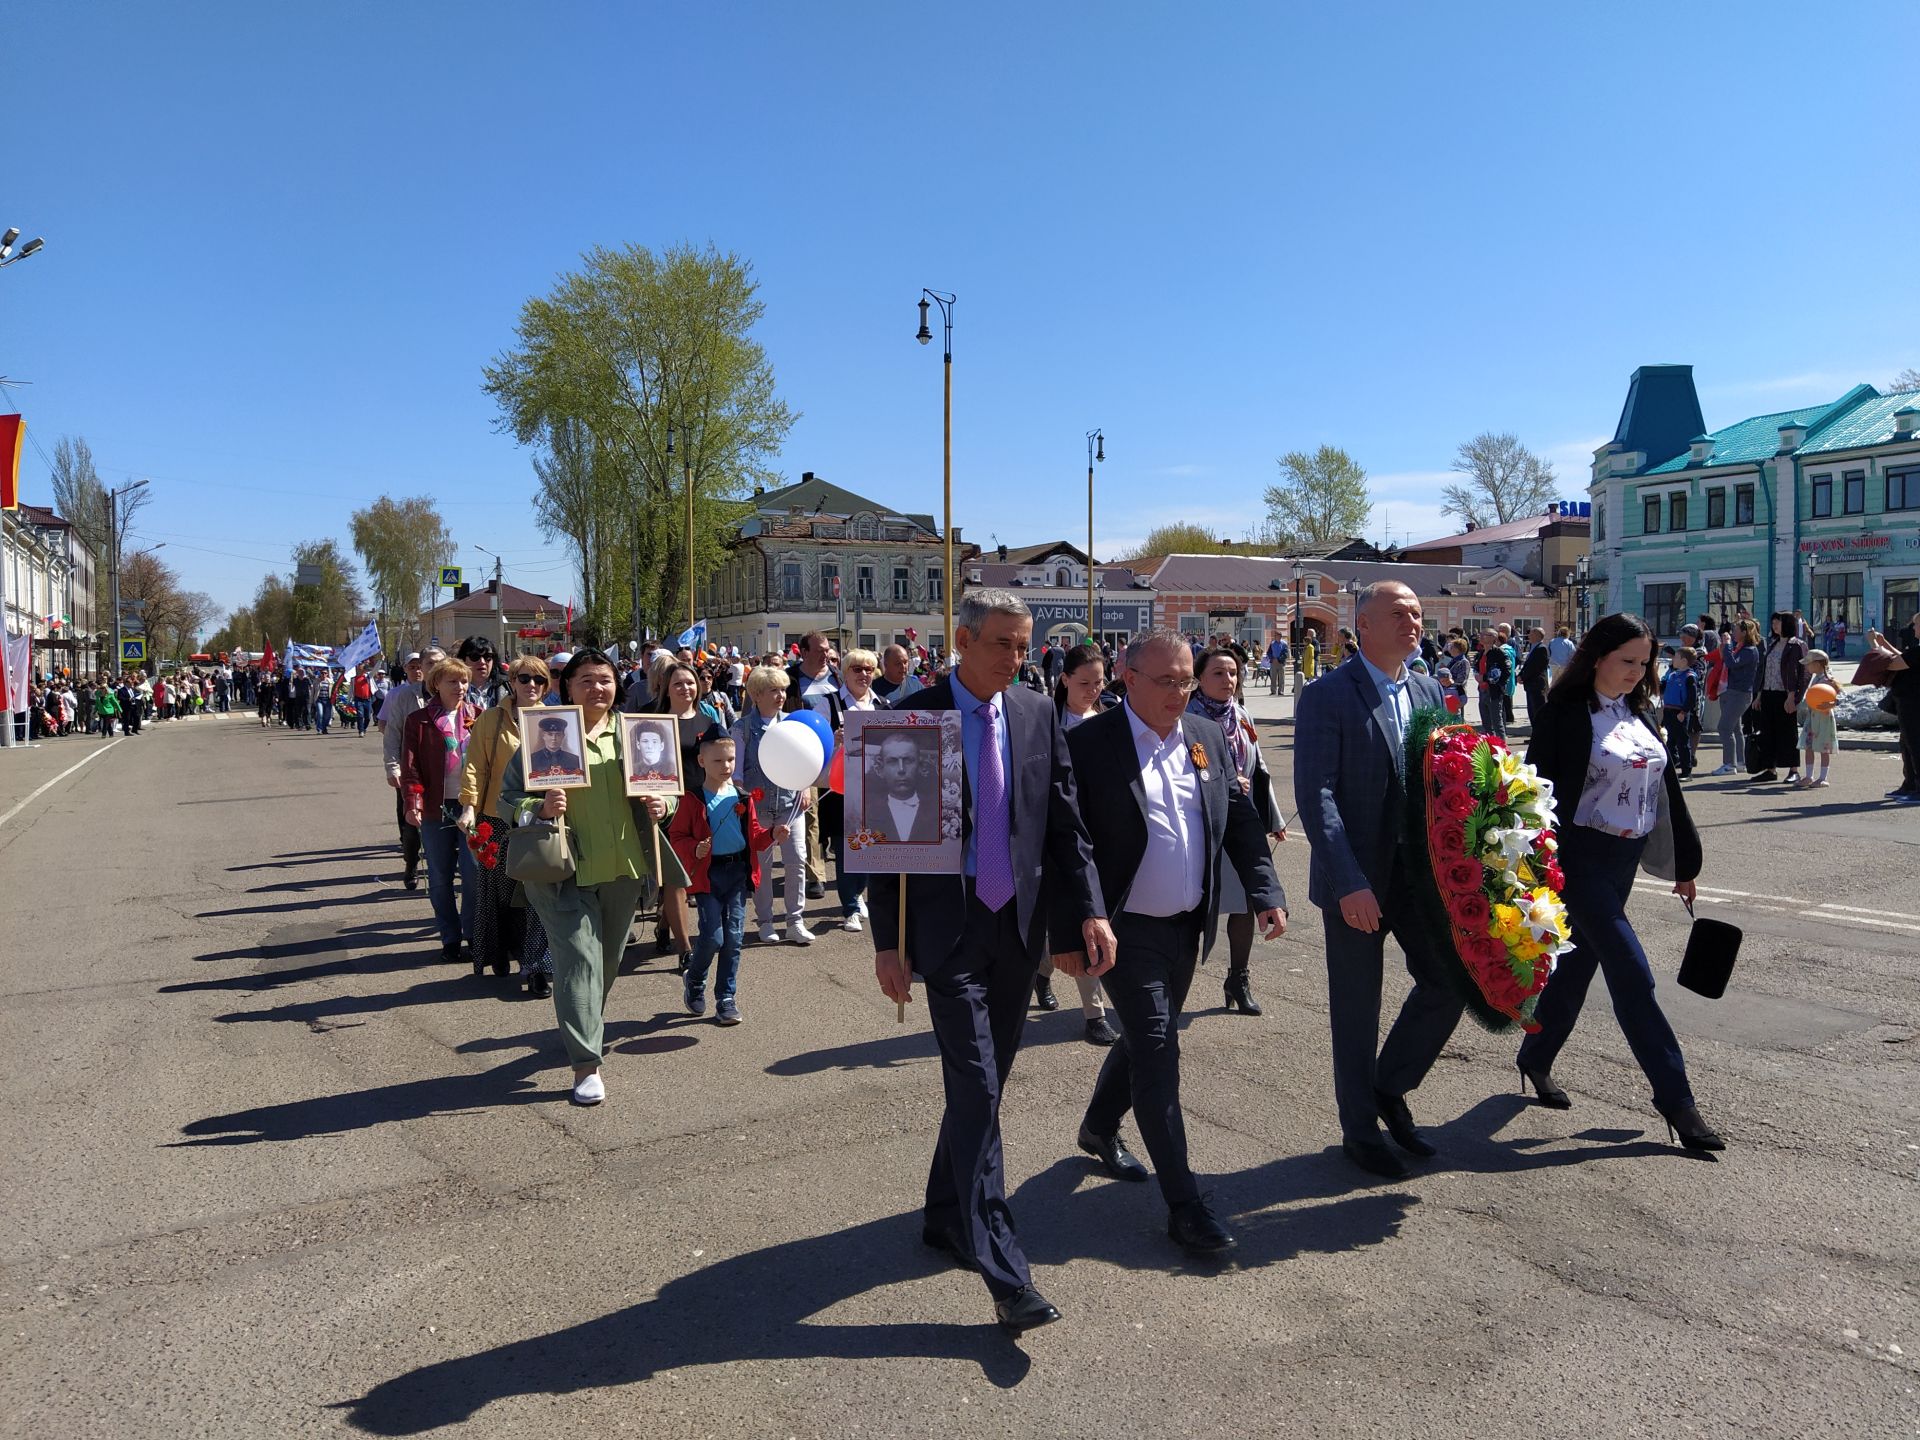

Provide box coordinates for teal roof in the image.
[1641,384,1885,474]
[1800,390,1920,455]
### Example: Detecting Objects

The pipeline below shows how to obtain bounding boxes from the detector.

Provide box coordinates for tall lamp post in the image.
[1291,559,1304,657]
[916,289,955,651]
[1085,429,1104,646]
[1,225,46,750]
[106,479,151,684]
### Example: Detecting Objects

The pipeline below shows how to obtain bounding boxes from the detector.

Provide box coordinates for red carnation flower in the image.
[750,787,765,802]
[1435,785,1477,821]
[1439,857,1484,895]
[1429,818,1468,859]
[1451,890,1492,932]
[473,821,493,841]
[1544,861,1566,891]
[733,802,747,816]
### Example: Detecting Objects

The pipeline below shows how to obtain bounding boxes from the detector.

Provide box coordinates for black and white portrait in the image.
[842,710,964,875]
[621,714,683,798]
[526,705,589,789]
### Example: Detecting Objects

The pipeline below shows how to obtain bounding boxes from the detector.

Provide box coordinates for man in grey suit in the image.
[1293,582,1465,1180]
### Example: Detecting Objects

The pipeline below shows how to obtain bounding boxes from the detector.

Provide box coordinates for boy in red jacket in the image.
[669,730,788,1024]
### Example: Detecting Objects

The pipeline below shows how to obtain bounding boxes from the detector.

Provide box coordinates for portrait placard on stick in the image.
[525,705,590,789]
[621,714,684,798]
[842,710,964,876]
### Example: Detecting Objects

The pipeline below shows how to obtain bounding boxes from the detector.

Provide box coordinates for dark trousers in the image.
[394,786,422,879]
[1899,696,1920,793]
[1525,680,1548,726]
[1083,909,1203,1207]
[1517,827,1692,1109]
[1756,690,1796,771]
[921,897,1036,1302]
[1321,852,1466,1144]
[1663,706,1694,777]
[1478,685,1506,739]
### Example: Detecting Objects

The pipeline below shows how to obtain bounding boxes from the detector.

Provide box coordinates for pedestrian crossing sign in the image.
[439,566,463,587]
[120,638,146,663]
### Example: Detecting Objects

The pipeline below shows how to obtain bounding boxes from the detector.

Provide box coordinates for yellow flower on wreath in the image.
[1490,903,1526,943]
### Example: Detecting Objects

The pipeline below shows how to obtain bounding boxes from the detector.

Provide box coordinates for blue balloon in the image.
[785,707,836,764]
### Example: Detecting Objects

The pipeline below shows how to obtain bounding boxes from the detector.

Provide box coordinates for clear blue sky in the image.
[7,2,1914,630]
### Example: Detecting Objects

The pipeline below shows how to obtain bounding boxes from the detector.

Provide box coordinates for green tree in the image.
[350,496,454,654]
[1110,523,1232,563]
[531,418,629,646]
[288,539,366,645]
[483,242,796,637]
[205,605,258,658]
[1443,432,1557,528]
[1265,446,1372,548]
[250,575,296,651]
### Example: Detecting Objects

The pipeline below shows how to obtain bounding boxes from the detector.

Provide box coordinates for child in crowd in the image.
[1660,646,1701,779]
[1796,649,1839,789]
[669,729,787,1025]
[732,666,814,946]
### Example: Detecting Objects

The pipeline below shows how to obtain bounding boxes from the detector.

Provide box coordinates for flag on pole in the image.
[286,639,335,669]
[1,630,30,712]
[565,598,573,639]
[332,621,383,672]
[676,618,707,651]
[0,414,23,510]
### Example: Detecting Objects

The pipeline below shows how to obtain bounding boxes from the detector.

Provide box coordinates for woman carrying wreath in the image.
[458,653,556,997]
[1516,613,1724,1151]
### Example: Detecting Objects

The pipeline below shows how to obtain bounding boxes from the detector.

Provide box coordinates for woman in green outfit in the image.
[502,647,689,1107]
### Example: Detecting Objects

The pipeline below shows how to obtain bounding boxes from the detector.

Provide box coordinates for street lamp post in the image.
[106,479,151,686]
[473,544,507,656]
[1,225,46,749]
[1085,430,1104,647]
[916,289,955,651]
[1291,559,1304,673]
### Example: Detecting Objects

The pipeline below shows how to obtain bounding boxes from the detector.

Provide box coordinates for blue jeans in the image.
[688,857,751,1001]
[355,698,372,735]
[419,815,477,948]
[314,697,332,733]
[1517,826,1692,1109]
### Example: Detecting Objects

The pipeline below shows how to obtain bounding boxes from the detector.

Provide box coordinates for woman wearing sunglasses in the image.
[459,654,557,997]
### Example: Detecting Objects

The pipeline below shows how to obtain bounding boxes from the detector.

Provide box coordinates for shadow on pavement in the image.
[239,871,397,895]
[226,844,396,872]
[163,920,436,991]
[197,890,395,919]
[765,1008,1121,1077]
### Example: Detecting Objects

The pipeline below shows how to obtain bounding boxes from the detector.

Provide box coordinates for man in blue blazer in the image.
[870,589,1115,1334]
[1293,582,1466,1180]
[1068,630,1285,1253]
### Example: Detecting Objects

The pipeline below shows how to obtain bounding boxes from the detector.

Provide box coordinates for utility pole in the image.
[106,478,149,687]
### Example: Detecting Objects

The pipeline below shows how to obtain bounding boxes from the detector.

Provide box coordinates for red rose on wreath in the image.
[1435,785,1477,821]
[1429,818,1468,859]
[1432,750,1473,788]
[1439,857,1484,895]
[1466,933,1509,968]
[1451,890,1492,932]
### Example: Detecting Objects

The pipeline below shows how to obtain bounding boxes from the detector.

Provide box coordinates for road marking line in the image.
[1813,902,1920,923]
[0,740,123,831]
[1804,910,1920,934]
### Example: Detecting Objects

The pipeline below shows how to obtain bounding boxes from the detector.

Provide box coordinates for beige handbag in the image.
[505,815,575,885]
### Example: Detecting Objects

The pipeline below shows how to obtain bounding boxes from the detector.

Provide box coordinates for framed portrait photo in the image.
[621,713,684,798]
[841,709,964,875]
[524,705,590,789]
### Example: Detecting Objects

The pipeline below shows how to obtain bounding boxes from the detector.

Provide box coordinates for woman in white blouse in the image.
[1512,614,1724,1151]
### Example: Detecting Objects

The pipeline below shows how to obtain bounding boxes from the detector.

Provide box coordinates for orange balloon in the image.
[1805,680,1840,713]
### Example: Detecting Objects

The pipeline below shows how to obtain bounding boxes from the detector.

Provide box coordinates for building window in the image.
[1706,488,1726,528]
[1642,582,1685,637]
[892,566,911,602]
[1642,495,1661,534]
[780,562,802,603]
[1888,468,1920,512]
[856,564,875,602]
[1810,475,1833,518]
[1594,502,1606,543]
[1812,570,1862,632]
[1886,578,1919,635]
[1707,577,1754,626]
[820,561,838,599]
[1669,493,1688,532]
[1734,484,1755,525]
[927,566,943,604]
[1843,471,1865,515]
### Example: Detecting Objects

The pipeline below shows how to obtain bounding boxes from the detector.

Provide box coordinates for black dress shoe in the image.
[1167,1196,1237,1253]
[806,880,826,900]
[527,972,552,1000]
[1374,1091,1438,1157]
[1083,1016,1119,1047]
[1518,1064,1571,1109]
[440,941,463,964]
[994,1285,1061,1333]
[1077,1125,1150,1182]
[1342,1138,1410,1180]
[920,1223,975,1271]
[402,872,419,891]
[1033,976,1059,1012]
[1656,1101,1727,1152]
[1223,970,1262,1015]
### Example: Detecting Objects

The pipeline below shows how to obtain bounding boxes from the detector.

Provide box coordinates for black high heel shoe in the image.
[1223,970,1262,1015]
[1518,1064,1571,1109]
[1656,1101,1726,1152]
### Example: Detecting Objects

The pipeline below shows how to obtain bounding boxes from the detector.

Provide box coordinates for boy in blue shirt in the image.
[1660,647,1702,779]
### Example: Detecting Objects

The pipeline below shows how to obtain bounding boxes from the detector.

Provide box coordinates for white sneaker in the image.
[856,895,869,918]
[843,912,864,934]
[788,921,816,945]
[1710,764,1735,776]
[757,926,780,945]
[571,1071,605,1106]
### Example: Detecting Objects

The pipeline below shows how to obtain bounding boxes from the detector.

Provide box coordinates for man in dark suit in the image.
[870,588,1115,1335]
[1294,581,1466,1180]
[1068,629,1285,1253]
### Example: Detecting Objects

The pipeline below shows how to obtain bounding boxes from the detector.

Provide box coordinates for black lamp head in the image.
[916,297,932,345]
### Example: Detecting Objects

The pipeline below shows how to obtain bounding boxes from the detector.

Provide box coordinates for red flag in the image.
[565,598,573,639]
[0,414,23,510]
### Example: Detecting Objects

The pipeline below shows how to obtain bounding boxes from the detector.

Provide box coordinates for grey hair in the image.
[956,587,1031,634]
[1124,627,1190,670]
[1354,580,1416,616]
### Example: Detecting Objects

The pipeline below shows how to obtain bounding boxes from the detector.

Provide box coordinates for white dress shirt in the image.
[885,793,923,842]
[1122,700,1206,917]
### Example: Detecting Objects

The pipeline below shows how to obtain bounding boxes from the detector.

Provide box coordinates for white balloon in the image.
[759,720,826,791]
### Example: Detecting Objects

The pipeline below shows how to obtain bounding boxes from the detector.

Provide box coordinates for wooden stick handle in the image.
[896,872,908,1024]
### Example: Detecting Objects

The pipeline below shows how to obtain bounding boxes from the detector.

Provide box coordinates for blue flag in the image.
[676,619,707,651]
[333,621,383,672]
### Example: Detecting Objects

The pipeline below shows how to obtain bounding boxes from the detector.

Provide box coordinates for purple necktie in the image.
[973,701,1014,912]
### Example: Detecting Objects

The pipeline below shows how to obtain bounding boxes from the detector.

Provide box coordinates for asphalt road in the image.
[2,707,1914,1439]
